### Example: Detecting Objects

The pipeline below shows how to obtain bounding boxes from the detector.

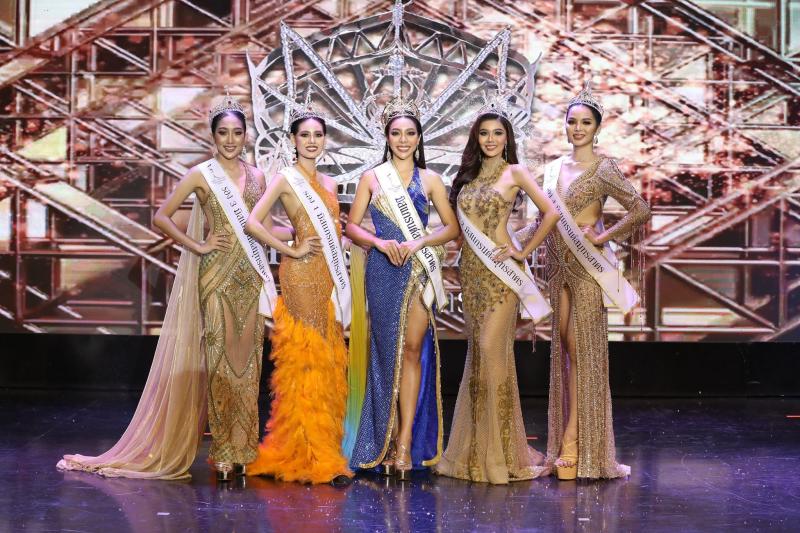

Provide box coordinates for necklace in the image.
[477,160,508,181]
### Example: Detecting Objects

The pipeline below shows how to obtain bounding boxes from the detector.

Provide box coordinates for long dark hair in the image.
[449,113,519,211]
[382,115,426,169]
[210,110,246,133]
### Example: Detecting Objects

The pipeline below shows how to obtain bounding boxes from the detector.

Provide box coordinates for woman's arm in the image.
[345,171,403,266]
[398,170,460,264]
[245,173,320,259]
[494,165,558,262]
[153,170,232,255]
[586,159,650,245]
[251,166,294,242]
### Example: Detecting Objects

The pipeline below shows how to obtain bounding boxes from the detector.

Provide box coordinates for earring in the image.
[503,144,508,161]
[240,146,247,161]
[593,134,599,146]
[291,148,298,165]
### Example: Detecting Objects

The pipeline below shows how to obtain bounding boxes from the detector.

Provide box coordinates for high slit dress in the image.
[544,157,650,479]
[349,167,444,471]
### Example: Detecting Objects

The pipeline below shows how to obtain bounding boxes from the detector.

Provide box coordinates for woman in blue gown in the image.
[345,98,459,477]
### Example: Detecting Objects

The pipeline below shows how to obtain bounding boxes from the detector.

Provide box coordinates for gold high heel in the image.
[555,439,578,480]
[394,443,412,481]
[380,441,397,476]
[215,462,234,482]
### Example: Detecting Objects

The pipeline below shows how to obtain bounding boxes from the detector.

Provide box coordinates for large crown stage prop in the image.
[246,0,541,196]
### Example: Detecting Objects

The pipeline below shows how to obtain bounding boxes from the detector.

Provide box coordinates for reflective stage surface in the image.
[1,392,798,532]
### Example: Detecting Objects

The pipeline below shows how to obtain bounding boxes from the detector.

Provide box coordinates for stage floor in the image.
[1,392,798,532]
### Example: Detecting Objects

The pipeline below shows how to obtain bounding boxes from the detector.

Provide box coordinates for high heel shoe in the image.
[380,441,397,476]
[215,462,234,482]
[555,439,578,481]
[394,443,412,481]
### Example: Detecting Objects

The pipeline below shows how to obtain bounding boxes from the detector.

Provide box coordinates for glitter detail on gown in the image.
[248,175,351,484]
[435,162,548,484]
[199,164,265,466]
[544,157,650,479]
[349,167,444,470]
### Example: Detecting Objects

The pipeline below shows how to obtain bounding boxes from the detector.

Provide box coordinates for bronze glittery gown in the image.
[544,157,650,479]
[436,162,548,484]
[199,164,265,466]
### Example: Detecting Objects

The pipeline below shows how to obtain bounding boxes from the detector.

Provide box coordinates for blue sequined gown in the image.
[349,168,443,470]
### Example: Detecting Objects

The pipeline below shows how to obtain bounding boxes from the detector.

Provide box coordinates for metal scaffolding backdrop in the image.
[0,0,798,341]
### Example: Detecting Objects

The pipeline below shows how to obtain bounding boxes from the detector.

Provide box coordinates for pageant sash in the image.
[543,157,639,313]
[199,158,277,318]
[458,206,551,322]
[373,161,446,309]
[280,166,351,327]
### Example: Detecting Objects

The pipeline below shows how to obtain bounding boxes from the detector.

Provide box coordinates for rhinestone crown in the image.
[567,80,604,118]
[381,96,421,128]
[208,88,246,128]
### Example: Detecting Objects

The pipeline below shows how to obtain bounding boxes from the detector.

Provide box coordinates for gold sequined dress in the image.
[436,163,548,484]
[544,157,650,479]
[199,164,265,466]
[248,175,351,484]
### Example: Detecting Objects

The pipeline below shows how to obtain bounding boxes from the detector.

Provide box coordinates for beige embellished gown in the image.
[436,163,548,484]
[199,164,265,466]
[544,157,650,479]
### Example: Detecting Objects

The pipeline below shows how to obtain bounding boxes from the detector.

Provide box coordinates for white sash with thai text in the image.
[373,162,446,310]
[543,157,639,314]
[199,158,277,318]
[280,167,351,327]
[458,206,551,322]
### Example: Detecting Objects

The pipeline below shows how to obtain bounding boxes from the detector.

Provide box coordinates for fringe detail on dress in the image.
[248,298,352,484]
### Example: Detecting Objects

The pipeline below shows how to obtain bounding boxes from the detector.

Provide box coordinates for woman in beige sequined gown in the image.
[163,110,268,479]
[244,115,352,485]
[57,100,268,481]
[435,113,558,484]
[546,94,650,480]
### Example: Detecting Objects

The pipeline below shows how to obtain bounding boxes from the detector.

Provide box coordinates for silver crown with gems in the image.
[208,87,247,128]
[567,80,604,118]
[287,91,325,126]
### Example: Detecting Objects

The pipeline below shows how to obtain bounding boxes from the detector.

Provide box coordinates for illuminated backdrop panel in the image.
[0,0,797,341]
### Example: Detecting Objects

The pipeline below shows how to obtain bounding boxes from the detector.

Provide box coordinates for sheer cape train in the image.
[57,201,207,480]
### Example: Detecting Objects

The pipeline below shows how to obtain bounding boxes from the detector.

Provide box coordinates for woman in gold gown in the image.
[244,113,352,485]
[546,84,650,480]
[57,94,270,481]
[435,112,558,484]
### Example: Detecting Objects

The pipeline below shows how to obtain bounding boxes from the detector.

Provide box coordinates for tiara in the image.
[567,80,603,118]
[476,89,513,120]
[287,92,324,125]
[208,88,246,128]
[567,80,604,118]
[381,96,420,128]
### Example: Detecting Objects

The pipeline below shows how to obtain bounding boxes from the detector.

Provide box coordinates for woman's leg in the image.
[396,293,430,456]
[557,284,579,466]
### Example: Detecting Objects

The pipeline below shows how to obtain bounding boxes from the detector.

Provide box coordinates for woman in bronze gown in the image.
[546,84,650,480]
[435,112,558,484]
[58,94,270,481]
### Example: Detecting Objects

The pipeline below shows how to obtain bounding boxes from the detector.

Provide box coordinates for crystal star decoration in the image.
[247,0,542,186]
